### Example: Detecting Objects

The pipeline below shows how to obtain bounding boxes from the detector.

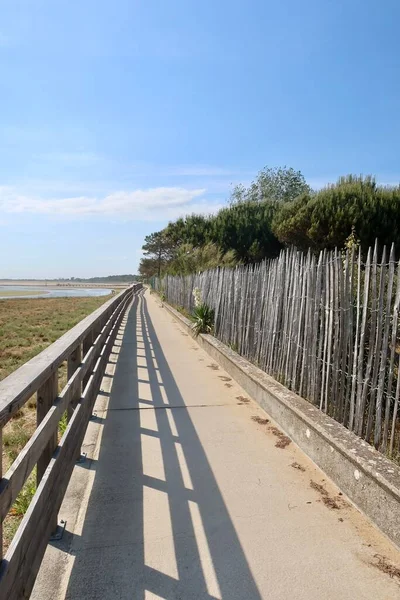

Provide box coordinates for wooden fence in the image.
[153,245,400,458]
[0,283,142,599]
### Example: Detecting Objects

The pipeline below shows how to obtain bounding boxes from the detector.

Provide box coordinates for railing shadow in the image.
[65,291,262,599]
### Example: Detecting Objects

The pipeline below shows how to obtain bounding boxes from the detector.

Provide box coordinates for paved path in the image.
[33,290,400,600]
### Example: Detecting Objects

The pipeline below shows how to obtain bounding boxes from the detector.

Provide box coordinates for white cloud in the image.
[0,186,223,221]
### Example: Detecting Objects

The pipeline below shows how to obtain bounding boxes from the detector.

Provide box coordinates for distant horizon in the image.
[0,274,139,282]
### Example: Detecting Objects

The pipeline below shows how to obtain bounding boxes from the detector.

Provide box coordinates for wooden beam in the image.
[67,345,82,421]
[82,332,94,391]
[36,372,58,534]
[0,369,81,521]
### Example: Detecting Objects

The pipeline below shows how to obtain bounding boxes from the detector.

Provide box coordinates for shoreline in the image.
[0,281,128,289]
[0,290,51,298]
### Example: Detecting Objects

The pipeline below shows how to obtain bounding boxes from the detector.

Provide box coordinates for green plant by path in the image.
[12,469,36,517]
[192,304,214,337]
[59,411,68,436]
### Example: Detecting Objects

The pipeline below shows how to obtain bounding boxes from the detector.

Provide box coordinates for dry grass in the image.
[0,294,112,550]
[310,480,342,510]
[251,416,270,425]
[236,396,250,403]
[372,554,400,582]
[269,426,292,449]
[0,295,111,381]
[291,462,306,472]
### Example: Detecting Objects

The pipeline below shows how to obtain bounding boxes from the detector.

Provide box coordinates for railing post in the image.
[67,345,83,461]
[37,372,58,532]
[67,345,82,421]
[82,331,94,391]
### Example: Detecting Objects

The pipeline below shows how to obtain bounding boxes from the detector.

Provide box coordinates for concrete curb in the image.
[162,299,400,549]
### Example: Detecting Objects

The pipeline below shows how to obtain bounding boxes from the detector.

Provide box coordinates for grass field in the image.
[0,294,112,547]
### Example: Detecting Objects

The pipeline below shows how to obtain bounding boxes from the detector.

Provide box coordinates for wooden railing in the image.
[0,283,142,599]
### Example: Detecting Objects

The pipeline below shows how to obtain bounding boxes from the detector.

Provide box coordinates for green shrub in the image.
[166,243,237,275]
[272,175,400,253]
[209,200,282,263]
[192,304,214,337]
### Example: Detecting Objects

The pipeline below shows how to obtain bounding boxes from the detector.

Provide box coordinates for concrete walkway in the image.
[33,290,400,600]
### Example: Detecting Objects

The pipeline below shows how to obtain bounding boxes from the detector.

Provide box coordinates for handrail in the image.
[0,283,142,599]
[0,287,135,427]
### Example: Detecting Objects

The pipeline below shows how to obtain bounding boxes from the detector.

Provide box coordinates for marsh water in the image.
[0,286,113,299]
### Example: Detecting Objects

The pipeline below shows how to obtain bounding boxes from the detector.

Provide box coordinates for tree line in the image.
[139,167,400,277]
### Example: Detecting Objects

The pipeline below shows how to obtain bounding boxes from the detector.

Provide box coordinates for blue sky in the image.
[1,0,399,278]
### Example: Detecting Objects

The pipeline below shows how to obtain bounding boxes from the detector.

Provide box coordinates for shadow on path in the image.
[65,291,262,600]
